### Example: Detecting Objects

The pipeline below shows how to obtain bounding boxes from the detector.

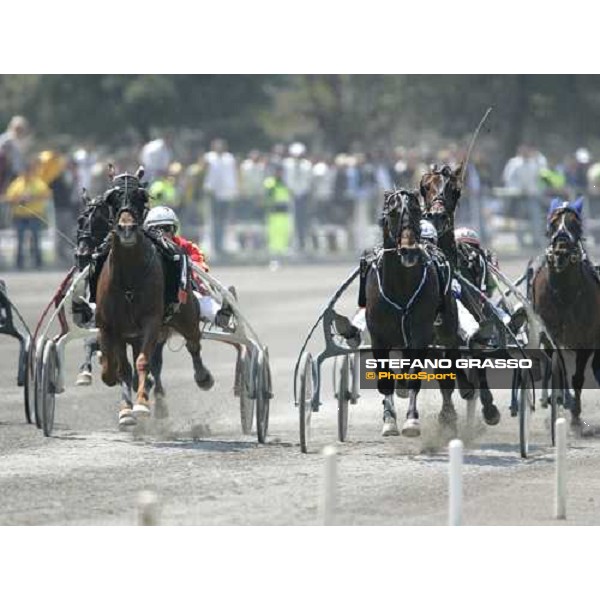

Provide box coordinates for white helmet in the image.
[420,219,438,244]
[144,206,179,232]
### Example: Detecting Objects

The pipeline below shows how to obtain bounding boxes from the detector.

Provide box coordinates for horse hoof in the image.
[402,418,421,437]
[572,419,594,437]
[196,371,215,391]
[382,417,400,437]
[459,386,475,401]
[76,370,92,386]
[482,404,501,426]
[118,408,136,429]
[132,403,151,418]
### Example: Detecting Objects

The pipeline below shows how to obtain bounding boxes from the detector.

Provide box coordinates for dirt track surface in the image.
[2,260,600,525]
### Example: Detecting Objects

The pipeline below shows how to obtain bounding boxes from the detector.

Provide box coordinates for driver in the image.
[143,206,234,328]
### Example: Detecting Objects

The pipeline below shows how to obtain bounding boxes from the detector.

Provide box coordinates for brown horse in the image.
[365,189,460,437]
[530,197,600,431]
[420,163,502,427]
[95,169,213,428]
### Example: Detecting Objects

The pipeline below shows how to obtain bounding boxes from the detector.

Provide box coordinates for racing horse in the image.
[365,188,460,437]
[420,163,502,427]
[530,197,600,432]
[95,168,214,428]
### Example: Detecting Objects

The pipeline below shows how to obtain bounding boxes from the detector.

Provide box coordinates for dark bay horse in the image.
[531,197,600,430]
[365,189,460,437]
[95,170,213,428]
[420,163,501,427]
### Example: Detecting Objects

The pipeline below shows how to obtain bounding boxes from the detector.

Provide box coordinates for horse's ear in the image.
[107,163,115,179]
[135,165,145,181]
[548,197,563,217]
[571,196,584,217]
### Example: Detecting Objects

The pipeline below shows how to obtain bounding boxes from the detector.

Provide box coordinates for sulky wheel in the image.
[34,337,46,429]
[22,337,34,424]
[513,367,535,458]
[40,340,58,437]
[236,346,254,435]
[298,351,315,453]
[255,348,272,444]
[334,354,354,442]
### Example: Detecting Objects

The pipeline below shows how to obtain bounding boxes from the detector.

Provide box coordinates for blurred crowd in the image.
[2,114,600,271]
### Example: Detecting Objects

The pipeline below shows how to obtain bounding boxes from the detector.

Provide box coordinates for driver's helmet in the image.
[420,219,438,244]
[455,226,481,247]
[144,205,179,234]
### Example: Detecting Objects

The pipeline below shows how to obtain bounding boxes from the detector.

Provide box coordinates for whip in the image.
[461,106,493,187]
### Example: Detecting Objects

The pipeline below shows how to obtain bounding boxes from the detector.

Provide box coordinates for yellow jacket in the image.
[6,175,51,219]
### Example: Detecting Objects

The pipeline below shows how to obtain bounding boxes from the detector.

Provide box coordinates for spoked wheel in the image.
[255,348,272,444]
[298,351,315,454]
[40,340,58,437]
[334,355,353,442]
[34,338,46,429]
[236,347,254,435]
[513,367,535,458]
[22,338,34,424]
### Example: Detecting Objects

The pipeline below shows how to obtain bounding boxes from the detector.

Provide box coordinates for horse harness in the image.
[359,244,451,347]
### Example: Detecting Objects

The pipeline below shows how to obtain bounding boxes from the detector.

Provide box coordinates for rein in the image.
[373,250,431,347]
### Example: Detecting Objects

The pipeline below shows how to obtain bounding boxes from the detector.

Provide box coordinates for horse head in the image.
[379,189,422,267]
[546,197,584,272]
[419,163,463,238]
[104,167,149,249]
[75,194,112,269]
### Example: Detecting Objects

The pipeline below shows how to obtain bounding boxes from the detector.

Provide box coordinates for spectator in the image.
[264,164,293,258]
[37,150,75,266]
[181,153,207,235]
[564,148,590,197]
[4,159,51,270]
[149,162,182,210]
[311,154,336,218]
[588,157,600,196]
[502,144,548,248]
[238,150,266,250]
[283,142,313,253]
[0,115,29,193]
[0,116,30,229]
[203,138,238,257]
[72,147,98,195]
[140,133,173,183]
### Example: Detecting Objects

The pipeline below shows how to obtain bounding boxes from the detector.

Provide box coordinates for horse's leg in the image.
[436,353,458,435]
[76,335,97,385]
[571,349,591,431]
[99,331,118,387]
[478,368,501,425]
[372,346,398,436]
[402,349,424,437]
[116,343,135,428]
[152,340,169,419]
[133,322,161,416]
[172,301,215,391]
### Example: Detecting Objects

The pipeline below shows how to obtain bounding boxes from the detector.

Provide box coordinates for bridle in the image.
[380,190,421,253]
[546,208,584,269]
[421,167,460,238]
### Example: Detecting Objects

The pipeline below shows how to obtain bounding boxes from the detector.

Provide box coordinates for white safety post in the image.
[448,439,463,526]
[322,445,338,525]
[555,418,567,520]
[137,490,160,526]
